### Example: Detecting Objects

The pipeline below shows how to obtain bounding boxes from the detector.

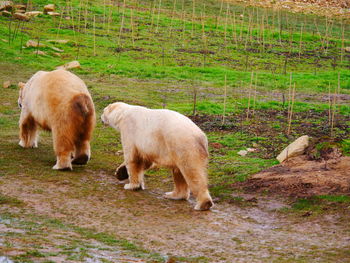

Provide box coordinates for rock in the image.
[51,47,63,52]
[43,4,54,14]
[46,39,69,44]
[56,60,80,70]
[25,11,43,17]
[210,142,224,149]
[26,39,45,47]
[247,148,256,152]
[13,12,29,21]
[14,9,25,13]
[18,82,25,89]
[276,135,310,163]
[238,150,248,156]
[47,11,59,16]
[14,4,25,13]
[1,10,11,17]
[0,1,12,11]
[14,4,25,10]
[33,50,46,56]
[345,47,350,53]
[3,80,11,88]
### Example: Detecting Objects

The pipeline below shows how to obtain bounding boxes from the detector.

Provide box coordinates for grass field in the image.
[0,0,350,262]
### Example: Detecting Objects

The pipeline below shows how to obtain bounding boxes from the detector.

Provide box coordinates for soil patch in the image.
[235,155,350,197]
[191,110,350,158]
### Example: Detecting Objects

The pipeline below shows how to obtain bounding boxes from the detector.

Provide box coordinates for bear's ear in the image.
[18,82,26,89]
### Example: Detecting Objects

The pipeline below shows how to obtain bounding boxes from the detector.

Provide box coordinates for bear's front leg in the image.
[124,161,145,190]
[19,113,39,148]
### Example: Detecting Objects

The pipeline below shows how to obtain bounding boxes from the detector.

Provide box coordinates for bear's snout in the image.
[101,114,108,126]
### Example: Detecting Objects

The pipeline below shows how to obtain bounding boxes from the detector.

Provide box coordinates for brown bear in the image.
[18,69,95,170]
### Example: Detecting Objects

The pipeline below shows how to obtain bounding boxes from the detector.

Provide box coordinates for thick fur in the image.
[101,102,213,211]
[18,69,95,170]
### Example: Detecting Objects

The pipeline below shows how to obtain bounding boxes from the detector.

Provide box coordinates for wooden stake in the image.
[217,0,224,29]
[130,8,135,47]
[341,20,345,63]
[287,72,292,121]
[168,0,177,37]
[191,0,195,38]
[93,14,96,56]
[118,0,126,46]
[193,85,197,116]
[328,81,331,124]
[155,0,162,33]
[287,83,296,135]
[252,73,257,116]
[222,74,227,125]
[224,3,229,45]
[246,72,253,121]
[298,23,303,60]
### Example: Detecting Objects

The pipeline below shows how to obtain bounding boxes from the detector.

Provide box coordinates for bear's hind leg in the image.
[165,167,190,200]
[19,114,39,148]
[72,140,90,165]
[180,167,213,211]
[52,131,74,171]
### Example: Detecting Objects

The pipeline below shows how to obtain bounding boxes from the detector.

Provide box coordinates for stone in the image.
[345,47,350,53]
[14,9,25,13]
[47,11,59,16]
[210,142,224,149]
[246,148,256,152]
[13,12,29,21]
[238,150,248,156]
[276,135,310,163]
[0,1,12,11]
[1,10,11,17]
[26,39,45,47]
[44,4,54,13]
[46,39,69,44]
[33,50,46,56]
[14,4,25,10]
[3,80,11,88]
[51,47,64,52]
[25,11,43,17]
[56,60,80,70]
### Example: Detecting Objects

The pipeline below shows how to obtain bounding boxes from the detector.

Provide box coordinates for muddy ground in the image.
[0,158,350,262]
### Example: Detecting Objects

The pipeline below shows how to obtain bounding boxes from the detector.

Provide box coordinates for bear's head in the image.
[17,82,26,108]
[101,102,128,130]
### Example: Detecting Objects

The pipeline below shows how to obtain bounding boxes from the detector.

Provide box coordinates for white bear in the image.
[101,102,213,210]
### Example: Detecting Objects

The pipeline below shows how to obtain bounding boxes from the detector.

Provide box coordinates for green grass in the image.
[0,194,23,206]
[281,195,350,214]
[341,139,350,156]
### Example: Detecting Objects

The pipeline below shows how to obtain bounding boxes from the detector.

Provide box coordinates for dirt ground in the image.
[0,167,349,262]
[236,155,350,197]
